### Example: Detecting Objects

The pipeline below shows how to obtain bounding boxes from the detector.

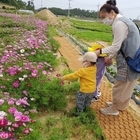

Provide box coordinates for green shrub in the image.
[2,6,6,9]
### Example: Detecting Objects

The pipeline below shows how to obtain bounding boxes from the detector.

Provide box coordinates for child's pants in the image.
[93,57,106,98]
[76,91,93,111]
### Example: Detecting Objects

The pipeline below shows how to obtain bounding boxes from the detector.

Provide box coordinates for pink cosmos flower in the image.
[56,74,61,77]
[7,66,20,76]
[24,64,30,69]
[8,132,14,138]
[1,55,8,63]
[13,81,19,88]
[45,46,50,50]
[23,90,28,96]
[31,52,36,55]
[0,99,4,105]
[15,115,21,122]
[0,132,9,139]
[49,68,53,71]
[8,100,14,105]
[14,111,22,117]
[23,128,31,134]
[37,64,43,69]
[20,115,30,122]
[8,127,13,132]
[17,121,23,126]
[12,123,19,128]
[60,81,64,85]
[0,86,6,89]
[31,69,38,77]
[42,70,47,75]
[4,92,9,96]
[8,107,17,114]
[16,98,29,106]
[0,119,8,127]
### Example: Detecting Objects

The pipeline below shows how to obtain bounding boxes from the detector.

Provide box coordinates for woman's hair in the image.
[100,0,119,14]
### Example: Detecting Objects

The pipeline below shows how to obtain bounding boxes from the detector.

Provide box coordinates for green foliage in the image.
[67,19,112,42]
[0,0,27,9]
[68,29,112,42]
[49,7,98,18]
[48,25,59,36]
[133,88,140,96]
[78,108,105,139]
[2,5,6,9]
[21,120,46,140]
[106,66,117,78]
[70,19,112,33]
[47,26,60,53]
[63,81,80,95]
[59,56,67,64]
[27,78,67,111]
[35,108,106,140]
[26,0,34,10]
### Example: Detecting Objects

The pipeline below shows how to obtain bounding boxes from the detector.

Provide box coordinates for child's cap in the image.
[78,52,97,62]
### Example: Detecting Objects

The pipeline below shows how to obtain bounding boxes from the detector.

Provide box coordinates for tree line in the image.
[48,7,98,18]
[0,0,34,10]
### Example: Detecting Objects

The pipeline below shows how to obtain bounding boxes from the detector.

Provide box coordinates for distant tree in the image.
[48,7,97,18]
[0,0,27,9]
[2,6,6,9]
[49,7,67,16]
[26,0,34,10]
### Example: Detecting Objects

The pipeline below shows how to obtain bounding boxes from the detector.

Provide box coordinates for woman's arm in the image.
[95,21,128,57]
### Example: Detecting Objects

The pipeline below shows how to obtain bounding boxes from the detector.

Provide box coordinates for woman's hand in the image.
[94,50,101,56]
[104,57,113,66]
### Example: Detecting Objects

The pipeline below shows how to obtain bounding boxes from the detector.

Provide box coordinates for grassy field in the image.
[66,18,113,43]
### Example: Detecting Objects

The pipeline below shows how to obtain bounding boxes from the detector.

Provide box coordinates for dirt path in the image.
[55,36,140,140]
[54,36,82,71]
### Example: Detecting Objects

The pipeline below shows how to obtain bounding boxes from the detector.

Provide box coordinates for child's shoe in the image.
[91,96,98,102]
[97,91,102,97]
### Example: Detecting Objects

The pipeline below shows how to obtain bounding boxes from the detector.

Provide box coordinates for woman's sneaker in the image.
[106,102,112,107]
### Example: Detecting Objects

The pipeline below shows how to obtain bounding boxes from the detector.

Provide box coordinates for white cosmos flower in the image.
[23,75,28,78]
[0,111,7,118]
[0,74,3,77]
[20,49,25,53]
[21,54,25,56]
[19,77,24,81]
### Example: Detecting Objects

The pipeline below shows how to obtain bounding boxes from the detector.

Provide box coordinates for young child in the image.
[88,42,112,101]
[60,52,97,114]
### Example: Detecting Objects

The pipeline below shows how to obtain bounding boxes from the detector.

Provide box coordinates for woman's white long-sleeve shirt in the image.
[102,14,129,57]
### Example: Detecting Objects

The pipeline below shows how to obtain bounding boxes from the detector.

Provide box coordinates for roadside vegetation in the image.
[66,18,113,42]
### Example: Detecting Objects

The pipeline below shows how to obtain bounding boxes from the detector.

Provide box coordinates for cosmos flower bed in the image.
[0,13,66,139]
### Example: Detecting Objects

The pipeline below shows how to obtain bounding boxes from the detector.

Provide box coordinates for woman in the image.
[94,0,140,115]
